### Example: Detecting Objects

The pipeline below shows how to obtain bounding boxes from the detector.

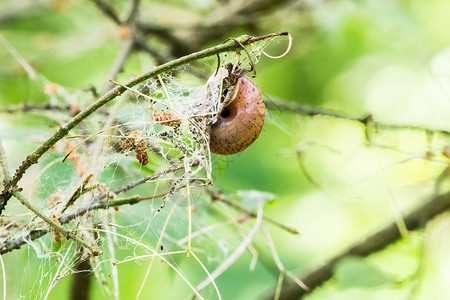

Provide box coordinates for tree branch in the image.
[91,0,121,25]
[12,191,102,256]
[266,99,450,136]
[125,0,140,24]
[101,37,135,94]
[207,188,299,235]
[70,258,92,300]
[0,138,11,186]
[268,190,450,300]
[0,191,168,255]
[0,155,194,254]
[0,182,295,255]
[0,102,72,114]
[147,0,294,58]
[0,31,288,215]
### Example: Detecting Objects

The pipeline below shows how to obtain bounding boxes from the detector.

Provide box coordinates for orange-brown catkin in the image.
[48,191,62,243]
[64,140,87,176]
[121,130,142,150]
[135,138,149,165]
[99,183,116,202]
[151,111,181,127]
[209,75,265,155]
[121,130,149,165]
[49,212,62,242]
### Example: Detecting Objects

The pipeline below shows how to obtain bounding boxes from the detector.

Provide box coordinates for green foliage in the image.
[2,0,450,299]
[334,257,397,288]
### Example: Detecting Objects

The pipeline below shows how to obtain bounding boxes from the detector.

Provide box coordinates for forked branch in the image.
[0,31,288,215]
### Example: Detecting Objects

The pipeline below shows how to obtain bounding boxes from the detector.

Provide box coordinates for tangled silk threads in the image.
[115,40,277,204]
[121,130,149,165]
[151,110,181,127]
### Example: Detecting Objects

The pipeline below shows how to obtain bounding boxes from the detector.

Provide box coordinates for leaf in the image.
[334,256,397,289]
[236,190,277,210]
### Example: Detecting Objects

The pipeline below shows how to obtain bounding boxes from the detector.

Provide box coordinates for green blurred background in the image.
[2,0,450,299]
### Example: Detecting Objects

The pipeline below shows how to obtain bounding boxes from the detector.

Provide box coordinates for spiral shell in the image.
[209,75,265,155]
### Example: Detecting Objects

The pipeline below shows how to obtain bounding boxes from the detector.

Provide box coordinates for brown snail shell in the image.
[209,75,265,155]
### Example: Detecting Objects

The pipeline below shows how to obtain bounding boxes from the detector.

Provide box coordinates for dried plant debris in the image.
[121,130,149,165]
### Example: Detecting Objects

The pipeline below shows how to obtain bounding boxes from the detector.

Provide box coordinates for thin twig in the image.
[133,36,170,65]
[0,192,168,255]
[0,0,51,25]
[262,226,308,293]
[0,33,36,79]
[44,242,74,299]
[266,98,450,136]
[139,0,292,58]
[97,0,141,93]
[125,0,140,23]
[190,251,222,300]
[111,162,188,195]
[207,188,300,235]
[138,22,190,58]
[12,191,102,256]
[0,31,287,214]
[135,190,183,299]
[0,138,11,184]
[61,174,99,214]
[195,203,263,292]
[1,185,278,255]
[93,0,177,67]
[0,103,71,114]
[0,156,190,255]
[0,139,11,212]
[88,228,206,300]
[101,37,135,95]
[176,219,235,247]
[92,0,121,25]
